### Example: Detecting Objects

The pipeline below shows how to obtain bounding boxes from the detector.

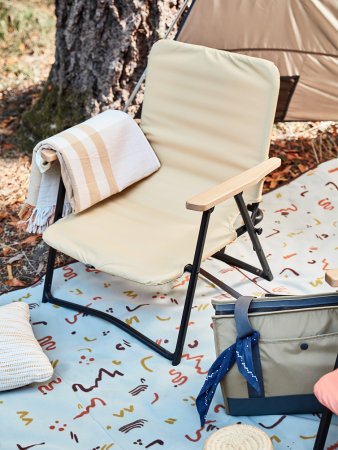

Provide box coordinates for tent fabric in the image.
[43,40,279,285]
[177,0,338,121]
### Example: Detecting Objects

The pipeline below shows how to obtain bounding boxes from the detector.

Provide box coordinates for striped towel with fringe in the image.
[20,110,160,233]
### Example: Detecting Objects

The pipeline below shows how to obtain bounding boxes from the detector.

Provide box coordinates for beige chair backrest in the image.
[140,40,279,205]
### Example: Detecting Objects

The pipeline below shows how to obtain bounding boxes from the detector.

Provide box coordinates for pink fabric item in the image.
[314,369,338,415]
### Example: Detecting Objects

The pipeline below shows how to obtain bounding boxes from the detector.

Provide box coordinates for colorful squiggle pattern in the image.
[0,159,337,449]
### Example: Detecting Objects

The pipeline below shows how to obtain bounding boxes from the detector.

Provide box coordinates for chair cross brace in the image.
[212,193,273,282]
[42,180,272,366]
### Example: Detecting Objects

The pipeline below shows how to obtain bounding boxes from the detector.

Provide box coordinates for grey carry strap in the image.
[234,296,265,398]
[235,296,256,338]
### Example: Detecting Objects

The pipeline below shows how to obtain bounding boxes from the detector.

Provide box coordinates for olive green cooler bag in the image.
[196,293,338,422]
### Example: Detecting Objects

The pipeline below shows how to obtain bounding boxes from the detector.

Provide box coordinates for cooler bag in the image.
[196,293,338,422]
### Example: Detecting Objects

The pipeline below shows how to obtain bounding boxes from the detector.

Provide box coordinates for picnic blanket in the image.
[1,158,337,449]
[20,110,160,233]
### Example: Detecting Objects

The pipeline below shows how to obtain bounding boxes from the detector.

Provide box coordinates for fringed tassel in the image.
[63,202,73,217]
[20,202,72,234]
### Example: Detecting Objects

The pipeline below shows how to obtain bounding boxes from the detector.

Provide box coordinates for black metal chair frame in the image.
[313,354,338,450]
[42,178,273,366]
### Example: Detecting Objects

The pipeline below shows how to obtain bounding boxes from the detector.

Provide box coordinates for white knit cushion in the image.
[0,302,53,391]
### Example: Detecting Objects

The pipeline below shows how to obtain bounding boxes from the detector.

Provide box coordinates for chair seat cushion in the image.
[43,165,238,285]
[314,368,338,415]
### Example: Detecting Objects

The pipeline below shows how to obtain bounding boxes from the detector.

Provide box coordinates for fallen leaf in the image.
[16,221,28,231]
[7,253,24,264]
[0,127,13,136]
[5,277,26,287]
[2,247,11,256]
[268,179,279,189]
[2,143,16,150]
[35,261,44,276]
[0,211,9,221]
[7,221,19,227]
[16,195,26,203]
[298,164,308,173]
[21,235,41,245]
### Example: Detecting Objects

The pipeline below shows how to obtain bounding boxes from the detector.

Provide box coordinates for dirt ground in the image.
[0,81,75,293]
[0,2,337,294]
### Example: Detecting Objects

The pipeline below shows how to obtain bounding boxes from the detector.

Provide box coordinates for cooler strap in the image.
[235,296,265,398]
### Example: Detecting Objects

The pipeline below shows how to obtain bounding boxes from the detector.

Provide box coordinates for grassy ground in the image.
[0,1,337,293]
[0,0,55,90]
[0,0,69,292]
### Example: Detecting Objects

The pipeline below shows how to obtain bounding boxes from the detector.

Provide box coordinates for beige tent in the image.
[176,0,338,121]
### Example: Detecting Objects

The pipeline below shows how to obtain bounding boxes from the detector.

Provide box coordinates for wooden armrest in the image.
[41,149,58,163]
[325,269,338,287]
[186,157,281,211]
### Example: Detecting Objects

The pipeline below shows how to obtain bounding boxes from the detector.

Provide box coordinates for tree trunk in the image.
[18,0,184,150]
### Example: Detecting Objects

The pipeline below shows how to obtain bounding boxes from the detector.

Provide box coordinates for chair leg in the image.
[172,208,214,365]
[42,208,214,366]
[43,176,65,303]
[313,408,333,450]
[213,193,273,281]
[42,246,57,303]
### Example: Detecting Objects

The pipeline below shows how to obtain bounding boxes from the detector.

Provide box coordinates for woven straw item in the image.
[203,424,273,450]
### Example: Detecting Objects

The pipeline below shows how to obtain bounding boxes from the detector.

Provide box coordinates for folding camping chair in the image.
[41,39,281,366]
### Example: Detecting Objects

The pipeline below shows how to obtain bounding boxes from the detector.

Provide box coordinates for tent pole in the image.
[123,0,192,112]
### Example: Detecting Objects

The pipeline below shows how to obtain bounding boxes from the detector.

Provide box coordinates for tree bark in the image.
[18,0,184,150]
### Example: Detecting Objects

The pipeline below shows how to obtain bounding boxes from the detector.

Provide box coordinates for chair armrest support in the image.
[186,157,281,211]
[41,149,58,163]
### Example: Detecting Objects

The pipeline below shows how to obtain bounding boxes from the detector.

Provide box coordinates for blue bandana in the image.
[196,330,261,426]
